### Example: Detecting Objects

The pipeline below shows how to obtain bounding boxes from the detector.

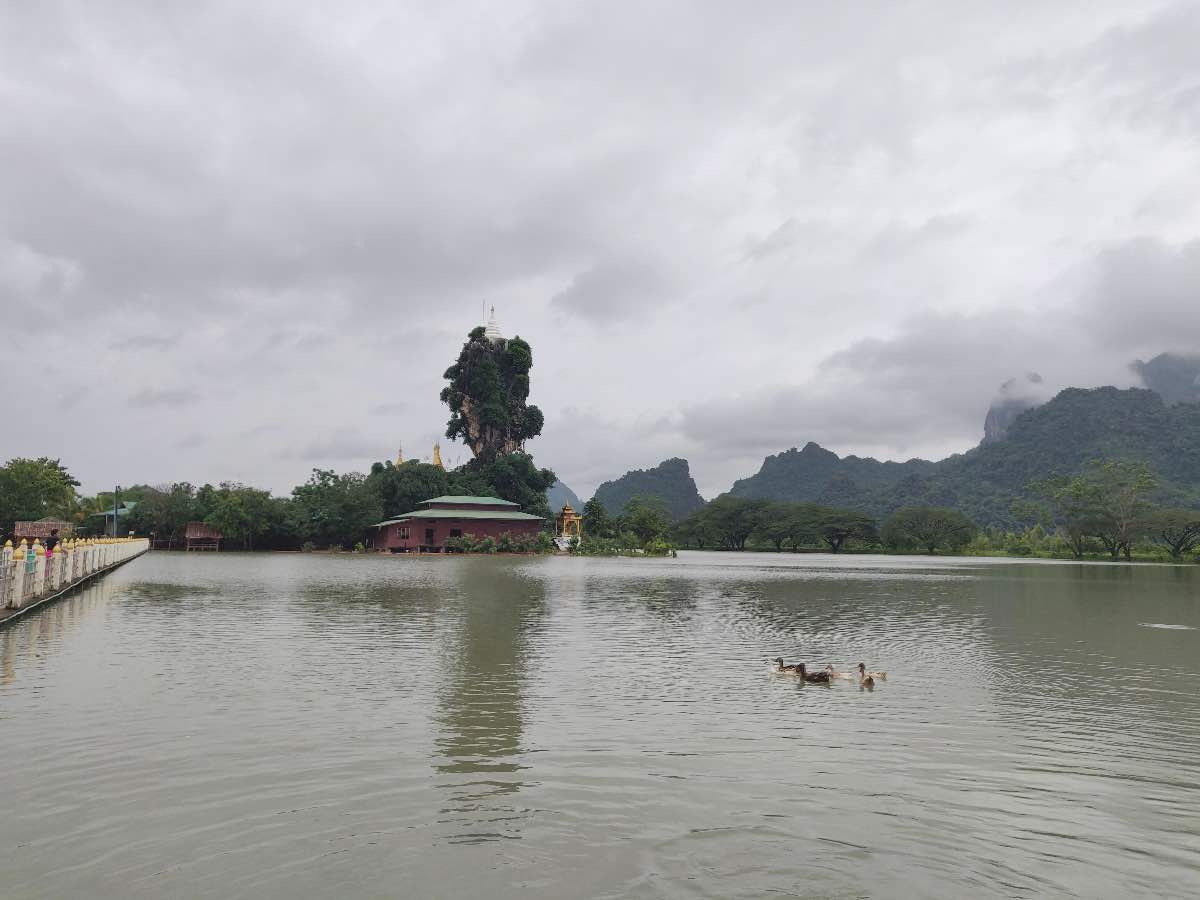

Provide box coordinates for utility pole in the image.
[113,485,121,538]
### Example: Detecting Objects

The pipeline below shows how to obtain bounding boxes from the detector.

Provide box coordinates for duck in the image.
[797,663,832,684]
[857,662,886,681]
[860,673,876,689]
[824,664,856,680]
[773,657,802,674]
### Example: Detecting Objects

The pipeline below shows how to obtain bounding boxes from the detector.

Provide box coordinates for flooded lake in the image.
[2,551,1198,899]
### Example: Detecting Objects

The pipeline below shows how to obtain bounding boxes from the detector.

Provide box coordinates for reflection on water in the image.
[1,551,1198,899]
[433,561,545,844]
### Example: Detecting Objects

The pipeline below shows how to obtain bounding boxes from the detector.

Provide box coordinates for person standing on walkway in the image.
[46,529,60,555]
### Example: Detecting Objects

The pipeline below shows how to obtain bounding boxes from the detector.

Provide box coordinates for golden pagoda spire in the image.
[395,444,404,466]
[432,441,445,470]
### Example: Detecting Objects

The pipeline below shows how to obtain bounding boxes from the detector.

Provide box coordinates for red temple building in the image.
[371,496,543,552]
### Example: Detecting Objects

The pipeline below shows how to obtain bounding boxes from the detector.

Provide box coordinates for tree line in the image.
[0,453,556,551]
[669,496,977,555]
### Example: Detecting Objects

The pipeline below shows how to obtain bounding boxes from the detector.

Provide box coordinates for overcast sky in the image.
[3,1,1199,499]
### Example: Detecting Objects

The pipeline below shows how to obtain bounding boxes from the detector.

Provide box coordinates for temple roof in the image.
[422,496,518,506]
[374,508,543,525]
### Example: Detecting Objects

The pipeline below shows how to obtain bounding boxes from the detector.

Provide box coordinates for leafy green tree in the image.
[1029,460,1157,560]
[290,469,383,549]
[473,452,555,518]
[882,507,977,554]
[812,508,878,553]
[582,497,616,539]
[754,502,798,551]
[367,460,449,518]
[1147,508,1200,559]
[124,483,199,544]
[621,495,672,546]
[681,496,768,551]
[1081,460,1156,560]
[441,327,544,462]
[203,483,281,550]
[0,457,80,533]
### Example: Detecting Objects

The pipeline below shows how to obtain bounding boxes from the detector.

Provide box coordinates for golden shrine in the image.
[554,504,582,539]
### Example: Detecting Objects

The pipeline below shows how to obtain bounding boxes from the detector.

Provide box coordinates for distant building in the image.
[185,522,222,551]
[371,496,543,552]
[88,500,138,535]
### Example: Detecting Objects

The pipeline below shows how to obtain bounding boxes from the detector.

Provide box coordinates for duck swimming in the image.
[824,664,856,680]
[773,657,801,673]
[797,663,832,684]
[857,662,886,681]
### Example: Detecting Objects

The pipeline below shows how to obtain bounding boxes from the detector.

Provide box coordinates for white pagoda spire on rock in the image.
[483,304,505,343]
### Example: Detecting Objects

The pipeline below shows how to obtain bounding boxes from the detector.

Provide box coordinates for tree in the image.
[882,507,977,554]
[1081,460,1156,560]
[582,497,615,539]
[812,508,878,553]
[441,327,544,462]
[367,460,449,518]
[1147,508,1200,559]
[203,483,280,550]
[753,502,798,551]
[447,452,556,518]
[1025,475,1103,559]
[124,483,199,543]
[621,495,672,546]
[681,496,767,551]
[290,469,384,549]
[0,457,80,533]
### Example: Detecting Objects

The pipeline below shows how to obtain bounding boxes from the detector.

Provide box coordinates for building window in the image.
[396,526,409,540]
[449,528,462,538]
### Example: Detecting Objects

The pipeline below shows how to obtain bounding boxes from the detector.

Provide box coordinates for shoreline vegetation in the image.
[2,456,1197,564]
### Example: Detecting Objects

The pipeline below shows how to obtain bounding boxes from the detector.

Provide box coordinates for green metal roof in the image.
[421,495,518,506]
[374,508,543,526]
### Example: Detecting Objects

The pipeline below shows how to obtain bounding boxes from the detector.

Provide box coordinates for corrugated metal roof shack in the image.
[371,496,543,552]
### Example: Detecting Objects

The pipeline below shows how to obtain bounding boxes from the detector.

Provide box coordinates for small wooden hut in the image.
[184,522,223,551]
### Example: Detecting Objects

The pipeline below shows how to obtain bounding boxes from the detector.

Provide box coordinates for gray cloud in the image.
[2,1,1199,502]
[128,388,200,408]
[552,256,675,323]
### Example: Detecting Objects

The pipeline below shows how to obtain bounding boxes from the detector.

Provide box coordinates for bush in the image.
[444,535,464,553]
[643,537,678,557]
[301,541,315,553]
[497,532,515,553]
[478,536,497,554]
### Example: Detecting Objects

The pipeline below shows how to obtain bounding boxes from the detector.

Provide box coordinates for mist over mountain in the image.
[1131,353,1200,405]
[982,373,1053,445]
[592,458,705,521]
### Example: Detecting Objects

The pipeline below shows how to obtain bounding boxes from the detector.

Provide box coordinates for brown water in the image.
[2,551,1198,899]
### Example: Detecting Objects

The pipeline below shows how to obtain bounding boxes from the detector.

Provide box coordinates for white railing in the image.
[1,537,149,611]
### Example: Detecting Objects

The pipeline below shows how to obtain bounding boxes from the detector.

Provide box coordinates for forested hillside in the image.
[729,442,935,502]
[546,480,582,513]
[728,388,1200,527]
[592,458,706,520]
